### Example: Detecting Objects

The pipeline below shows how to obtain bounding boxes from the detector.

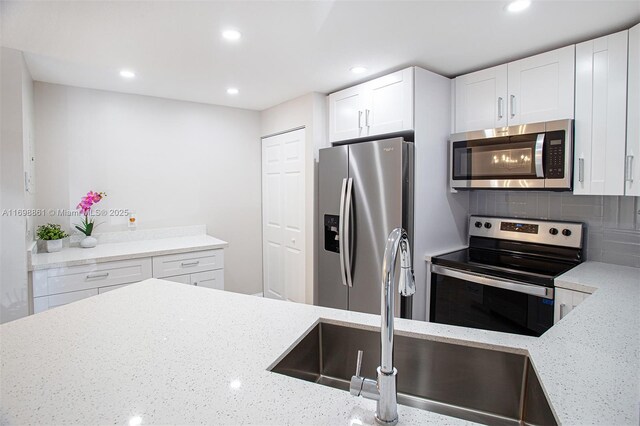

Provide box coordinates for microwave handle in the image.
[535,134,545,178]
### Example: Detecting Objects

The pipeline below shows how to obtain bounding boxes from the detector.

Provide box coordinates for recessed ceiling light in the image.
[226,87,239,95]
[222,29,242,41]
[506,0,531,13]
[350,66,367,74]
[119,69,136,79]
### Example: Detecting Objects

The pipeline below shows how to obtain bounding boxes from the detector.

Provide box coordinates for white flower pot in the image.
[80,236,97,248]
[45,239,63,253]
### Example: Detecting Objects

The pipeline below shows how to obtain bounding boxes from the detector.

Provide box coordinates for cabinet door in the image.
[365,68,414,137]
[192,270,224,290]
[454,65,508,132]
[152,249,223,278]
[574,31,628,195]
[507,45,575,125]
[98,283,130,294]
[554,288,590,323]
[34,258,152,297]
[328,85,366,142]
[163,274,191,285]
[626,24,640,196]
[33,288,99,314]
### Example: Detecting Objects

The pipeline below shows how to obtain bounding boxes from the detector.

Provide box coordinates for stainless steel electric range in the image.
[430,215,584,337]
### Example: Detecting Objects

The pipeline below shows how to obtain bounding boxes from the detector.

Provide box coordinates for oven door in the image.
[430,265,554,337]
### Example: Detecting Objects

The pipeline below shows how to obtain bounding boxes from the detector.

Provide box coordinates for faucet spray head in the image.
[398,239,416,297]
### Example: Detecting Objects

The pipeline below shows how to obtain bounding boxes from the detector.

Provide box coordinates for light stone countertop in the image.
[29,234,229,271]
[1,261,638,425]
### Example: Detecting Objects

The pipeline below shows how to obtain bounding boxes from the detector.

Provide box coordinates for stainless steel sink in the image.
[270,321,557,426]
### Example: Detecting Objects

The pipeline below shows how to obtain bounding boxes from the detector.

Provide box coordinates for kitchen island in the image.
[1,262,638,425]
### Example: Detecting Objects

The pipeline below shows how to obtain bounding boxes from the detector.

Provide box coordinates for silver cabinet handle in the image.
[86,272,109,279]
[625,155,634,182]
[431,264,554,299]
[343,178,354,288]
[365,109,370,127]
[559,303,567,320]
[578,158,585,183]
[358,110,363,130]
[338,178,349,287]
[510,95,516,118]
[535,134,545,178]
[181,260,200,267]
[497,97,504,120]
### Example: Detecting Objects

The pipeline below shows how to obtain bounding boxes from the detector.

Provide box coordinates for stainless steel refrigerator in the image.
[318,137,414,317]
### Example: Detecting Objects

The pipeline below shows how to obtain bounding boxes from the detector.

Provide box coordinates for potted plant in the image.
[75,191,106,248]
[36,224,68,253]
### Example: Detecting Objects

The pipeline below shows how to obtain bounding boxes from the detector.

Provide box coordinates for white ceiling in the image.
[1,1,639,111]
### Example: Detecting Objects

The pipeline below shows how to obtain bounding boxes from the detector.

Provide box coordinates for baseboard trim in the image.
[252,292,264,297]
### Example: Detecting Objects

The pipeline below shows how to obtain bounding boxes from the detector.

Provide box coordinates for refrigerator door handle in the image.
[338,178,349,287]
[343,178,354,287]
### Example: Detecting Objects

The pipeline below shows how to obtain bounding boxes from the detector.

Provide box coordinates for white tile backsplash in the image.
[470,191,640,267]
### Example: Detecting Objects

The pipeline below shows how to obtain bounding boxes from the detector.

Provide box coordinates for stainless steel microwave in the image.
[449,119,573,190]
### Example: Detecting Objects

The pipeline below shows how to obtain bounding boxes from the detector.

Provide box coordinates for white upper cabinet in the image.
[328,85,366,142]
[454,46,575,132]
[507,45,575,125]
[626,24,640,196]
[329,68,414,143]
[365,68,414,137]
[574,30,628,196]
[455,65,508,132]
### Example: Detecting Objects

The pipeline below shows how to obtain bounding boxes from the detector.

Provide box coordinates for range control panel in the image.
[470,216,583,248]
[500,222,539,234]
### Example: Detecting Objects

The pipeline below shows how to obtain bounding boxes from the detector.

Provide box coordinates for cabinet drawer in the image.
[98,283,131,294]
[33,258,152,297]
[163,274,192,285]
[33,288,99,313]
[192,269,224,290]
[152,249,224,278]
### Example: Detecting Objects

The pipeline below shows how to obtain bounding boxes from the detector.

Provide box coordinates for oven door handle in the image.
[431,264,554,299]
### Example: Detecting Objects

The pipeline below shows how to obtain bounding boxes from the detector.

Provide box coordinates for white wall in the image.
[0,47,35,323]
[260,92,327,304]
[413,68,469,321]
[34,83,263,295]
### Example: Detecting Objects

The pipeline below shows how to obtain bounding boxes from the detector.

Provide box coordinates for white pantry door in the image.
[262,128,306,302]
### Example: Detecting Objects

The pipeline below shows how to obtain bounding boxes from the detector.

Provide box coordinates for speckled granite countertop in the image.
[1,261,638,425]
[29,235,228,271]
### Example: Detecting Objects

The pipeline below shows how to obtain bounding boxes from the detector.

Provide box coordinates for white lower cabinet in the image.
[33,289,99,314]
[163,274,192,285]
[554,288,590,323]
[162,270,224,290]
[152,249,223,278]
[31,248,225,314]
[98,283,131,294]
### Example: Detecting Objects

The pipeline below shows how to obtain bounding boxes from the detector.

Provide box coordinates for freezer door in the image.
[317,145,349,310]
[348,138,405,315]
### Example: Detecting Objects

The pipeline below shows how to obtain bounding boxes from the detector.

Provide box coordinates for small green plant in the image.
[36,224,69,241]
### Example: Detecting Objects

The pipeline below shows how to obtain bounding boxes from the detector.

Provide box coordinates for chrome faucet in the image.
[349,228,416,425]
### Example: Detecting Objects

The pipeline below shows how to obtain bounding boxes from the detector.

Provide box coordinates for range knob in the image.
[484,222,492,229]
[562,229,572,237]
[549,228,559,235]
[475,221,483,228]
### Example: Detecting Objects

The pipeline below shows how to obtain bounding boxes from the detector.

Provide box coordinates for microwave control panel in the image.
[545,131,565,179]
